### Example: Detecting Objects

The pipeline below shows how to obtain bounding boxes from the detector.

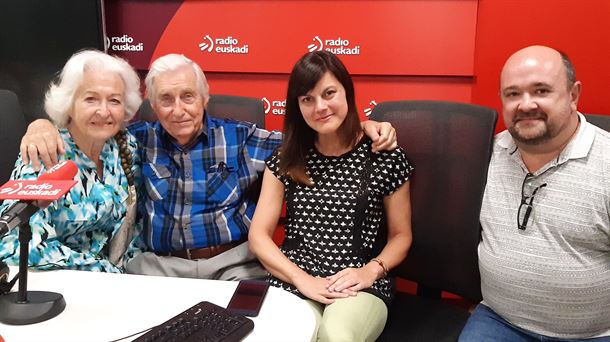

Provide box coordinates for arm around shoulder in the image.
[20,119,64,171]
[361,120,397,152]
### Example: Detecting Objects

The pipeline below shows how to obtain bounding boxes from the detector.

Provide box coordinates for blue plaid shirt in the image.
[128,113,282,252]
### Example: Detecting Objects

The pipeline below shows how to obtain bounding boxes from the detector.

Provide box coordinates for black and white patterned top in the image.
[266,137,413,305]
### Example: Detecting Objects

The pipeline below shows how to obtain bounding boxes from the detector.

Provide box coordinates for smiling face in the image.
[500,46,580,146]
[68,69,126,145]
[151,65,208,146]
[297,71,349,138]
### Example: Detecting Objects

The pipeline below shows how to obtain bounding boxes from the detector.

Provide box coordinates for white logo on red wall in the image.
[363,100,377,117]
[262,97,286,115]
[106,35,144,52]
[307,36,361,55]
[198,34,249,54]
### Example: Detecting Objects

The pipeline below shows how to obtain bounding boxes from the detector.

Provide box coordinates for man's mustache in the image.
[513,111,547,123]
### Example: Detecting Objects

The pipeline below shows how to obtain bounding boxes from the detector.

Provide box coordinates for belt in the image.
[157,239,246,260]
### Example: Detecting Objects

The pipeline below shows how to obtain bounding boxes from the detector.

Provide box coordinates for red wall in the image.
[104,0,478,130]
[472,0,610,131]
[105,0,610,131]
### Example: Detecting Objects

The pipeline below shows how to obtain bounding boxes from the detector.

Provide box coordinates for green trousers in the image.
[306,291,388,342]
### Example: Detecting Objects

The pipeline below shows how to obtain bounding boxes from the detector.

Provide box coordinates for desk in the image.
[0,266,316,342]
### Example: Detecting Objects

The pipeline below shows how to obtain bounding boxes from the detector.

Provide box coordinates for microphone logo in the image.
[0,182,22,195]
[46,160,69,175]
[0,160,78,201]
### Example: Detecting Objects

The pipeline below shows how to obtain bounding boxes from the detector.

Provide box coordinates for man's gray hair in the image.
[44,49,142,128]
[145,54,209,103]
[559,50,577,89]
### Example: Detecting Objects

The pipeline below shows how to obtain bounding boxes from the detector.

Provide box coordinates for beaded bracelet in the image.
[371,258,388,277]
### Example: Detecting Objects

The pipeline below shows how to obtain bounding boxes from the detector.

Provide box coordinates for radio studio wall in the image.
[103,0,610,131]
[0,1,608,130]
[0,0,104,124]
[104,0,478,131]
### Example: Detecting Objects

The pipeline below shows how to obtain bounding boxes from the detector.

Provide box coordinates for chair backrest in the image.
[207,94,265,128]
[370,100,497,303]
[137,94,265,128]
[585,113,610,132]
[0,90,27,184]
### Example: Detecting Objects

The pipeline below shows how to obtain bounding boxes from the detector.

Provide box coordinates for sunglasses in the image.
[517,173,547,230]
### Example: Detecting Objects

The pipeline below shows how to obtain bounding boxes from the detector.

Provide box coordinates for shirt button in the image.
[183,223,190,230]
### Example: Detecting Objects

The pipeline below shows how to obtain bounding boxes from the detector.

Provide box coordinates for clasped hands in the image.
[295,263,381,305]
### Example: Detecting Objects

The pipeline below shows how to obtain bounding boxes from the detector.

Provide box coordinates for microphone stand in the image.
[0,221,65,325]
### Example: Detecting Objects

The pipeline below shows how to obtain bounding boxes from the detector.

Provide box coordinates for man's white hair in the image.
[144,54,209,103]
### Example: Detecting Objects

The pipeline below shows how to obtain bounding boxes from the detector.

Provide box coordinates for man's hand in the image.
[20,119,64,171]
[361,120,397,152]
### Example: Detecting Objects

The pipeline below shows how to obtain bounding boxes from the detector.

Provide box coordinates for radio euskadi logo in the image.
[363,100,378,117]
[198,34,249,54]
[262,97,286,115]
[307,35,361,55]
[106,35,143,52]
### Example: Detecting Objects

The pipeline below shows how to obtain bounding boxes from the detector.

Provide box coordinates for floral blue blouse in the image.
[0,129,141,273]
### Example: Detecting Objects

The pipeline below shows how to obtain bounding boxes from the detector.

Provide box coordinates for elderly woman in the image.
[0,50,141,273]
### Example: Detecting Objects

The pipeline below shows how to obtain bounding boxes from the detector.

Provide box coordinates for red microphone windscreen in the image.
[37,160,78,181]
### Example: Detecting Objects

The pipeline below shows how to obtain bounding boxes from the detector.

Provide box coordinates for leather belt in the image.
[157,239,246,260]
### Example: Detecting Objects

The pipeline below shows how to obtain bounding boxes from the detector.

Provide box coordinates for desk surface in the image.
[0,266,316,342]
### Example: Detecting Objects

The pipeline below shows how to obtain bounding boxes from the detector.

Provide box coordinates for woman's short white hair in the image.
[44,49,142,128]
[144,54,209,103]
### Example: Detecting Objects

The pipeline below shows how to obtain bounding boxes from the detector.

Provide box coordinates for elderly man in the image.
[21,53,397,280]
[459,46,610,341]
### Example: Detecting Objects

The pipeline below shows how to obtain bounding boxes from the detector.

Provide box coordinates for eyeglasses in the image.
[517,173,547,230]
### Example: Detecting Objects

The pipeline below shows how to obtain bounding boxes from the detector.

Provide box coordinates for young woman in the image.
[249,51,413,342]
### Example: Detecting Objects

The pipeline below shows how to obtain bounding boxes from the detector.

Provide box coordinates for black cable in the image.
[107,326,155,342]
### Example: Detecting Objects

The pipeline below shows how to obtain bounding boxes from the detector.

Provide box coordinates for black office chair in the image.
[207,94,265,128]
[585,113,610,132]
[136,98,157,123]
[371,100,497,342]
[0,89,27,185]
[137,94,265,128]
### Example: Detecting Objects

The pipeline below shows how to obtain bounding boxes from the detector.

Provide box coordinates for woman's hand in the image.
[294,274,350,305]
[325,263,383,296]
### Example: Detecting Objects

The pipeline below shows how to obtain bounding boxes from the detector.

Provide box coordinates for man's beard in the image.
[508,111,552,145]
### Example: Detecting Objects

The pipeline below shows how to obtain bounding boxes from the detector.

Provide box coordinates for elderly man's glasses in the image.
[517,173,547,230]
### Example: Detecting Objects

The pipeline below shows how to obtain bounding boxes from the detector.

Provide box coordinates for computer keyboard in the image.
[133,301,254,342]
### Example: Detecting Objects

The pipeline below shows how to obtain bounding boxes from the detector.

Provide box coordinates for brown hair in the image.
[278,51,361,185]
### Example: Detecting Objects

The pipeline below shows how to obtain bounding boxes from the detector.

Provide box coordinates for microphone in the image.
[0,160,78,237]
[37,160,78,182]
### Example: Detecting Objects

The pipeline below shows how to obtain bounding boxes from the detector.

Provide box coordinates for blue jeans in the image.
[459,304,610,342]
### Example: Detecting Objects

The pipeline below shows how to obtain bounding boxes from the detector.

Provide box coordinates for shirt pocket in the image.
[205,164,239,206]
[142,163,171,201]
